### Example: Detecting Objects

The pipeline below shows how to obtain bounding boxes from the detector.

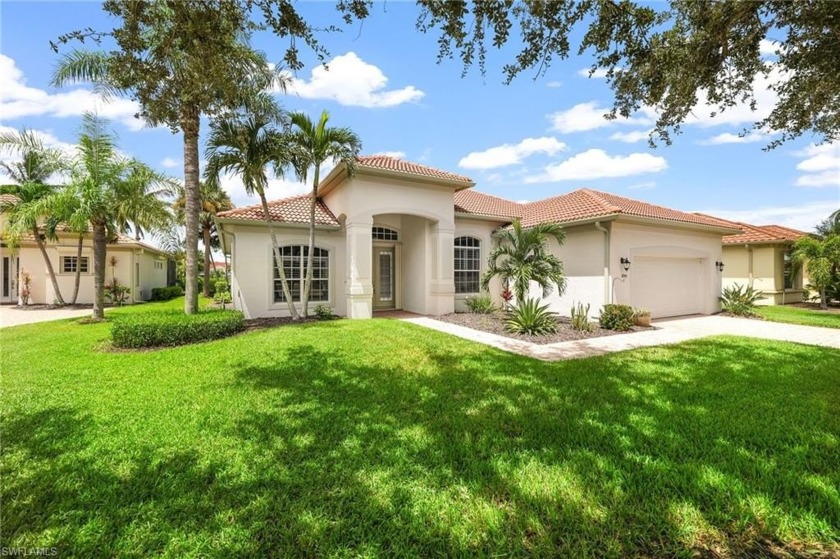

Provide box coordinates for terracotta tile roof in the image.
[216,194,339,227]
[520,188,732,229]
[454,189,524,219]
[703,218,809,245]
[0,193,19,205]
[356,155,474,185]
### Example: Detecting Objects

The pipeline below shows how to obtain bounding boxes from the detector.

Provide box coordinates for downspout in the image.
[745,244,753,288]
[594,221,610,304]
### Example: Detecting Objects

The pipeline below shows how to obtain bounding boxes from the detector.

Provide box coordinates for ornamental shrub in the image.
[150,285,184,301]
[505,297,558,335]
[599,304,635,331]
[111,310,244,349]
[719,283,764,316]
[465,292,496,314]
[570,302,593,332]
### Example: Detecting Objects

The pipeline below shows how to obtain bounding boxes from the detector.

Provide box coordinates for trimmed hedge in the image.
[599,304,635,331]
[111,310,245,349]
[150,285,184,301]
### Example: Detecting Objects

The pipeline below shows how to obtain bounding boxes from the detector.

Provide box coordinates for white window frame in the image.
[454,236,481,295]
[61,256,89,274]
[272,245,330,304]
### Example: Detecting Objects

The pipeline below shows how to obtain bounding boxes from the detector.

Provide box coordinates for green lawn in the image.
[755,304,840,329]
[2,301,839,558]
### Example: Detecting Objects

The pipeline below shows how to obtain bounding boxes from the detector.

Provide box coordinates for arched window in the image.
[454,236,481,294]
[273,246,330,303]
[372,226,399,241]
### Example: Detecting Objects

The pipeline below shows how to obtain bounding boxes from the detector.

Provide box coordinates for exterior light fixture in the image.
[620,257,632,273]
[715,260,725,272]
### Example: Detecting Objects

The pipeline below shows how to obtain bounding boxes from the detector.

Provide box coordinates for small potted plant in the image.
[633,307,651,327]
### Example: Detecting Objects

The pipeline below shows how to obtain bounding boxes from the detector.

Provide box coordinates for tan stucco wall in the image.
[1,234,168,305]
[611,221,724,317]
[228,224,347,318]
[537,224,609,318]
[722,244,805,305]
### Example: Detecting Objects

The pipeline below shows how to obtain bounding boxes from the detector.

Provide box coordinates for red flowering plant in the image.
[500,287,514,310]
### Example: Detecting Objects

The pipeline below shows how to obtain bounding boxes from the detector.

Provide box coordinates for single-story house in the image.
[695,215,809,305]
[216,155,741,320]
[0,225,170,306]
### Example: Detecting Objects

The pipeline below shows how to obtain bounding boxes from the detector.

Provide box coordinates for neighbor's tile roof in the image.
[0,193,19,205]
[216,194,340,226]
[454,189,524,219]
[356,155,474,185]
[709,219,808,244]
[520,188,732,229]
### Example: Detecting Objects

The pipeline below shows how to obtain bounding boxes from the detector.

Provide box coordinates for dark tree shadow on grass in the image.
[2,323,839,558]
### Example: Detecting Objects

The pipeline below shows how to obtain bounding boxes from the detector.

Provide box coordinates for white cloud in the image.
[458,137,567,170]
[759,39,780,56]
[218,172,310,207]
[524,149,668,183]
[609,129,652,143]
[576,67,611,78]
[0,54,144,131]
[794,143,840,188]
[549,102,653,133]
[698,132,768,145]
[545,80,562,88]
[372,151,406,159]
[160,157,180,169]
[696,200,839,232]
[627,181,657,190]
[282,52,424,108]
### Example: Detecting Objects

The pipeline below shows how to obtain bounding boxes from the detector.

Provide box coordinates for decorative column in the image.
[345,219,373,318]
[428,221,455,315]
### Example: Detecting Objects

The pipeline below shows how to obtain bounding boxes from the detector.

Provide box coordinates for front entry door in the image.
[372,247,395,309]
[1,256,16,303]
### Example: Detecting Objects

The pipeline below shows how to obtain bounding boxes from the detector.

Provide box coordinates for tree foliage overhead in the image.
[414,0,840,147]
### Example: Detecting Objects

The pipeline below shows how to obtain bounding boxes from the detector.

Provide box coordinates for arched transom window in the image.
[454,236,481,294]
[372,226,399,241]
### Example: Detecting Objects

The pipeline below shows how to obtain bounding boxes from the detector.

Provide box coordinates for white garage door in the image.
[630,257,704,318]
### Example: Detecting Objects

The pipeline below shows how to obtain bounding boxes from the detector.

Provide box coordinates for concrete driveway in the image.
[402,314,840,361]
[0,305,93,328]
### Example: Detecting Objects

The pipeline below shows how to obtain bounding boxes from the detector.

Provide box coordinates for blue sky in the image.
[1,1,838,231]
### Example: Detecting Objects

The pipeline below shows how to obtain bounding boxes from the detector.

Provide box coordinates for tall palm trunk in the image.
[182,107,201,314]
[92,222,107,319]
[33,226,65,306]
[301,163,321,317]
[70,233,84,304]
[203,224,212,298]
[260,193,299,319]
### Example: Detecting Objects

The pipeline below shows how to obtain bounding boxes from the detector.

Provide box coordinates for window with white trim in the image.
[273,246,330,303]
[61,256,89,273]
[783,250,797,290]
[454,236,481,294]
[154,261,164,270]
[372,226,399,241]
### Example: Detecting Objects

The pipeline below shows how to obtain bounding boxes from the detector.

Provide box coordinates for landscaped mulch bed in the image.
[435,311,653,345]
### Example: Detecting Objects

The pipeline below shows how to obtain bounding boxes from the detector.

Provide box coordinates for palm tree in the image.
[174,181,234,297]
[0,129,68,305]
[204,114,300,318]
[288,110,361,316]
[792,234,840,309]
[44,114,172,319]
[114,165,178,241]
[51,5,277,316]
[482,219,568,304]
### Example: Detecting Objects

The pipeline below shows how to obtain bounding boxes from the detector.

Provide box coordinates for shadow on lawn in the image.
[3,324,839,558]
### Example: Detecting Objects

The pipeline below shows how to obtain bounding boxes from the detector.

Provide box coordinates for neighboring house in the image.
[0,208,170,305]
[216,155,741,320]
[698,216,809,305]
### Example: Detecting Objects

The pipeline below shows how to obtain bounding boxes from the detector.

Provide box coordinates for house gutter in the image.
[595,221,611,304]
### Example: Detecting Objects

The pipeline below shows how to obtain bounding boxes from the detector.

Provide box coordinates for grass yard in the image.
[755,304,840,329]
[2,300,839,558]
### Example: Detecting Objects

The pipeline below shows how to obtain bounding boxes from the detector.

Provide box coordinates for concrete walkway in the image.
[401,315,840,361]
[0,305,92,328]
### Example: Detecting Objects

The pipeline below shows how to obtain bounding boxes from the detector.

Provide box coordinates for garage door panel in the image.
[630,257,703,318]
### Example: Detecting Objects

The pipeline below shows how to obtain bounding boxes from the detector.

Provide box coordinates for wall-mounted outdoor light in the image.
[715,260,725,272]
[620,257,632,273]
